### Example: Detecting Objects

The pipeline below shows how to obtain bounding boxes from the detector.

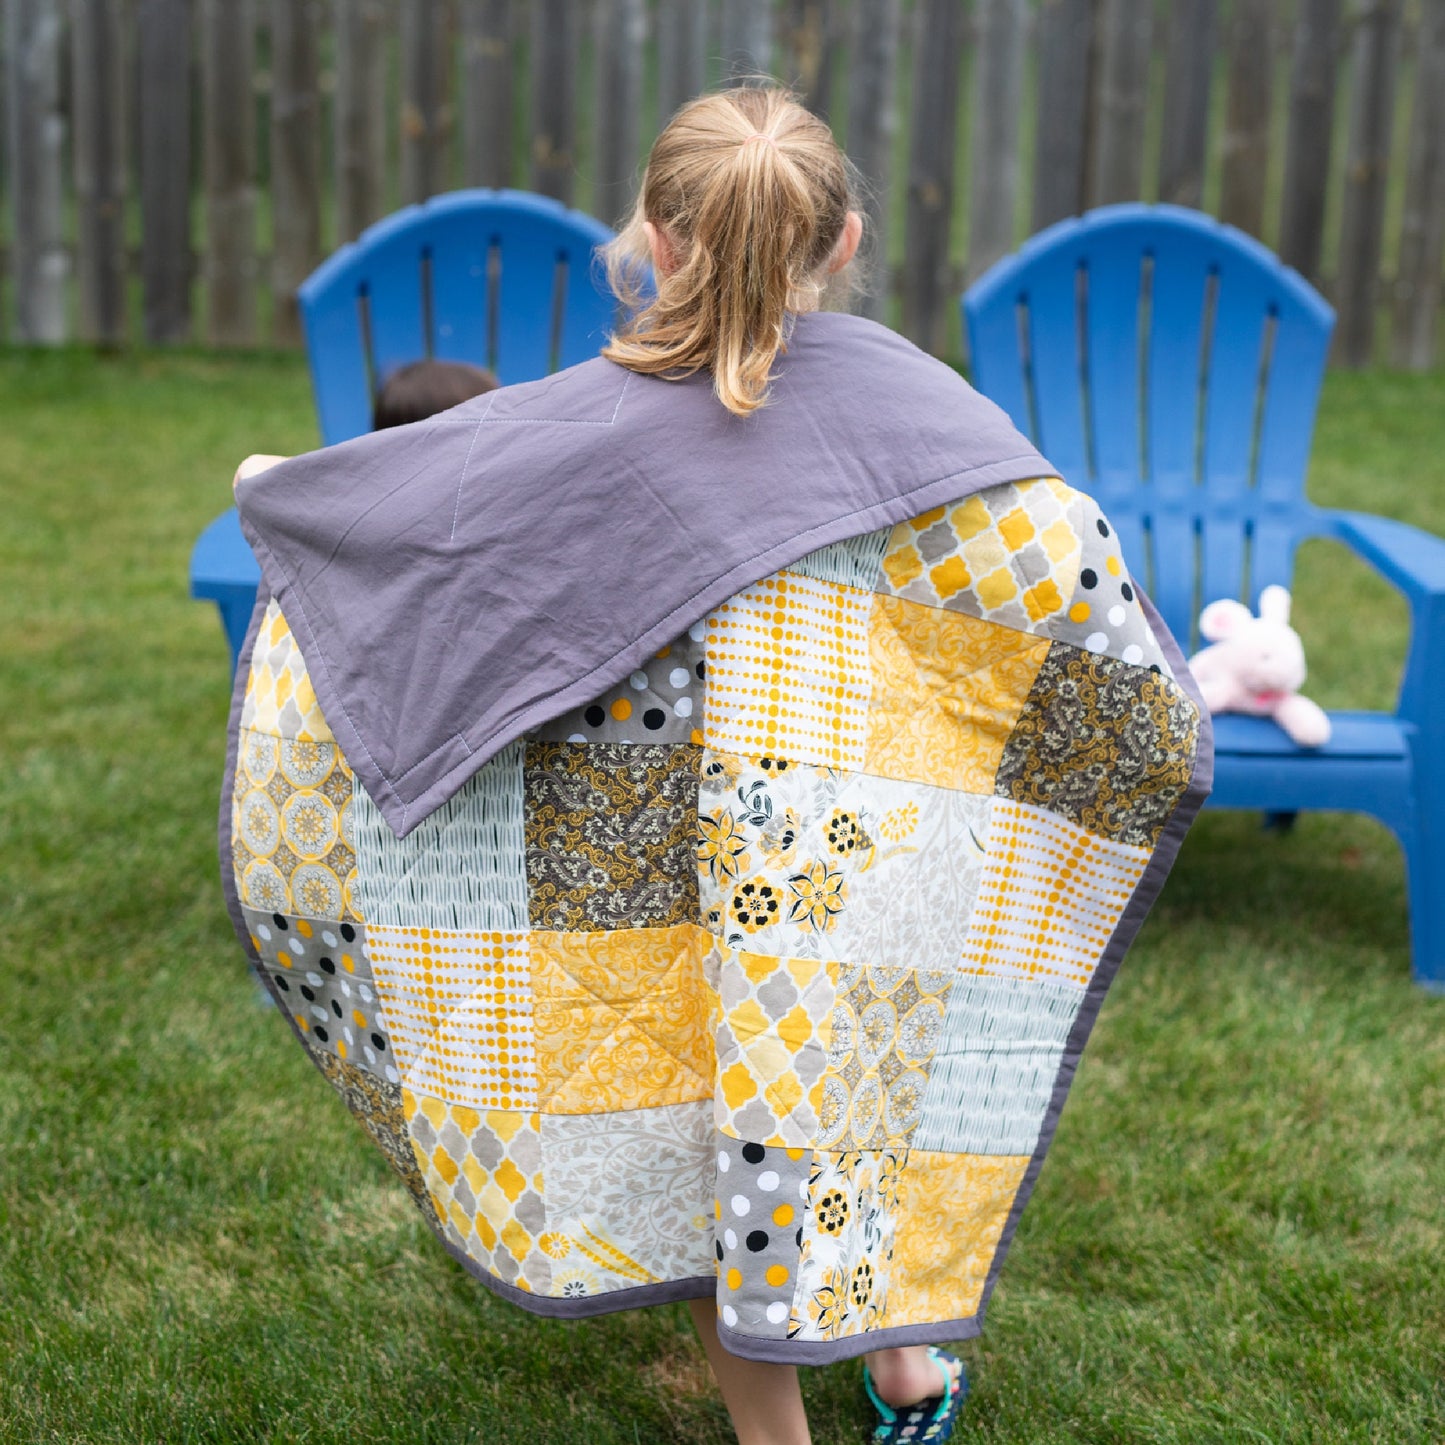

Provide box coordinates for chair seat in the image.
[190,508,259,597]
[1211,710,1408,759]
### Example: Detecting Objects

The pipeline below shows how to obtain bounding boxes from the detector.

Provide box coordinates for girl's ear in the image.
[1199,598,1254,642]
[827,210,863,274]
[643,221,677,277]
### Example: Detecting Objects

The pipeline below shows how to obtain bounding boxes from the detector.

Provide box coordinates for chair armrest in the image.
[1324,509,1445,724]
[1325,510,1445,605]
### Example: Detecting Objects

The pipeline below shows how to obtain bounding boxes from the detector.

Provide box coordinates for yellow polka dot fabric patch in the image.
[876,478,1083,635]
[369,927,538,1111]
[704,571,872,771]
[530,924,714,1113]
[863,593,1051,793]
[958,798,1151,988]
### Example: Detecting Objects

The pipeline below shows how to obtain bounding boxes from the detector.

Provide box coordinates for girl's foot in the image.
[863,1344,963,1408]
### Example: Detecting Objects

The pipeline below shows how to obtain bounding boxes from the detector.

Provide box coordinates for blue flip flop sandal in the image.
[863,1346,968,1443]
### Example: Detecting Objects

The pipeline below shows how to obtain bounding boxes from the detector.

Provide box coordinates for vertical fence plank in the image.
[335,0,388,244]
[593,0,646,224]
[72,0,127,345]
[656,0,706,125]
[6,0,68,343]
[719,0,774,83]
[1278,0,1342,283]
[460,0,513,187]
[968,0,1027,284]
[1390,2,1445,368]
[1157,0,1216,209]
[201,0,257,345]
[400,0,450,205]
[530,0,577,202]
[1219,0,1274,237]
[138,0,192,342]
[1090,0,1153,206]
[1033,0,1094,230]
[270,0,322,345]
[901,0,965,353]
[1335,0,1402,366]
[784,0,841,117]
[847,0,901,322]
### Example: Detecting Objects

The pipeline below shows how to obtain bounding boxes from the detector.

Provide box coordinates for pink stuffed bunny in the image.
[1188,585,1331,747]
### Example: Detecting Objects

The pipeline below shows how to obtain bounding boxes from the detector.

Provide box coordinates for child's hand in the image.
[233,454,290,491]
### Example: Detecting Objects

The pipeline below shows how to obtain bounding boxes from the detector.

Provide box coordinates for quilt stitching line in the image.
[538,939,713,1105]
[449,399,494,541]
[478,370,633,427]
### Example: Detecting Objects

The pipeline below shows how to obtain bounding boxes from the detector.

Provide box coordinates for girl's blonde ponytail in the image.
[602,86,856,417]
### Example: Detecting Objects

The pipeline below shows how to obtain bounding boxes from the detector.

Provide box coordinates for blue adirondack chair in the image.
[963,203,1445,989]
[190,189,618,665]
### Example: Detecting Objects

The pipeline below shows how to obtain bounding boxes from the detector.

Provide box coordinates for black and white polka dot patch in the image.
[243,906,398,1083]
[714,1135,812,1339]
[530,622,705,746]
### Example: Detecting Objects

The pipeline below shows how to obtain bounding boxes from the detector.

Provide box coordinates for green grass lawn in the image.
[1,351,1443,1444]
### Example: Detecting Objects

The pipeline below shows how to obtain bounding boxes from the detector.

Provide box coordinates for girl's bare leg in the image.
[688,1298,812,1445]
[863,1344,964,1407]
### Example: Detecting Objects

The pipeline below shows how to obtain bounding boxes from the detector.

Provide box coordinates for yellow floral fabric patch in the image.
[885,1149,1029,1326]
[530,924,714,1113]
[864,593,1051,793]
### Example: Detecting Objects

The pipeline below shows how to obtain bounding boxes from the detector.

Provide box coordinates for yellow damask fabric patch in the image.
[369,927,537,1111]
[704,571,873,770]
[240,598,334,742]
[404,1093,551,1293]
[878,478,1082,635]
[231,726,360,921]
[530,924,714,1113]
[885,1149,1029,1326]
[960,798,1150,988]
[713,947,833,1147]
[864,593,1051,794]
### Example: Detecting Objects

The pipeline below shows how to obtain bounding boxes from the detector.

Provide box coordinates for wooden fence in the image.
[3,0,1443,366]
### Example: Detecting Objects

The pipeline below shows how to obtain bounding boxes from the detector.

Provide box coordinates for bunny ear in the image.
[1258,585,1292,626]
[1199,598,1254,641]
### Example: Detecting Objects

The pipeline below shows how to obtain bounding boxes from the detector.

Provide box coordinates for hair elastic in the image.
[741,131,780,150]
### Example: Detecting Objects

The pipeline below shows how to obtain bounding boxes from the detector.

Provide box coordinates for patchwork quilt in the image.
[223,316,1211,1364]
[222,310,1208,1358]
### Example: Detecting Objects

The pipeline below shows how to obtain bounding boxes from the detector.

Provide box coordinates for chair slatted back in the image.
[299,189,618,446]
[963,204,1335,649]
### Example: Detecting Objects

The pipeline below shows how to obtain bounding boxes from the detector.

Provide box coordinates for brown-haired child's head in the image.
[372,359,500,430]
[602,85,861,418]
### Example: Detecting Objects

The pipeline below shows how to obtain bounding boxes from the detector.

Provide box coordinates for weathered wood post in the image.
[1278,0,1343,285]
[72,0,127,345]
[592,0,646,225]
[201,0,258,345]
[1090,0,1153,206]
[400,0,451,205]
[847,0,901,322]
[138,0,194,342]
[530,0,578,202]
[1157,0,1217,210]
[719,0,774,83]
[656,0,706,127]
[968,0,1028,285]
[1033,0,1094,230]
[1390,2,1445,368]
[270,0,323,345]
[460,0,514,188]
[901,0,965,354]
[1219,0,1275,238]
[1335,0,1402,366]
[334,0,389,244]
[6,0,69,343]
